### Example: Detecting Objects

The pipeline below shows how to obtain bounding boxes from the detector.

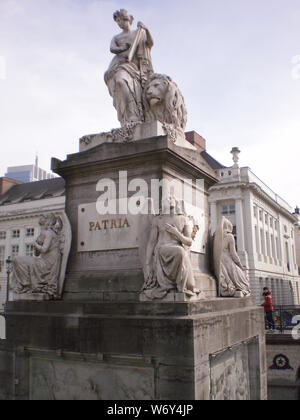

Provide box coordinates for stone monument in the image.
[11,213,72,301]
[0,9,267,400]
[214,217,251,298]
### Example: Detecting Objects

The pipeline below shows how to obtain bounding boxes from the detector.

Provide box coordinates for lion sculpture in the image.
[143,74,187,135]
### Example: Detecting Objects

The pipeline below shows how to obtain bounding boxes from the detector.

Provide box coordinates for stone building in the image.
[209,148,300,306]
[0,178,65,308]
[293,207,300,275]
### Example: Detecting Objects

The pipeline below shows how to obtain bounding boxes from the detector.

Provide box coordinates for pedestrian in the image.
[262,287,275,332]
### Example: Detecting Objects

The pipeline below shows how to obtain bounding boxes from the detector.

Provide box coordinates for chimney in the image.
[295,206,300,216]
[185,131,206,151]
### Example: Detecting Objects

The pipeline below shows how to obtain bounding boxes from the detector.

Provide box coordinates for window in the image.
[265,214,269,225]
[255,226,260,254]
[285,242,290,272]
[271,235,275,260]
[259,211,263,222]
[222,206,228,215]
[26,228,35,237]
[260,229,266,256]
[276,237,280,262]
[253,206,257,218]
[222,204,236,216]
[0,231,6,240]
[11,245,19,257]
[266,232,270,257]
[12,229,20,239]
[0,246,5,272]
[270,219,273,229]
[26,244,35,257]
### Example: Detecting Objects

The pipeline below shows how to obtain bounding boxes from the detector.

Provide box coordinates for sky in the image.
[0,0,299,207]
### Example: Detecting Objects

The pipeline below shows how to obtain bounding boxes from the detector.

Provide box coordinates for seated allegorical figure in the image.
[12,214,64,299]
[140,197,200,300]
[214,217,251,298]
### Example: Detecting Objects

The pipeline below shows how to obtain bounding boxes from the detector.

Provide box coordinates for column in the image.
[277,215,284,268]
[19,227,26,257]
[210,201,218,235]
[243,191,256,269]
[235,198,249,268]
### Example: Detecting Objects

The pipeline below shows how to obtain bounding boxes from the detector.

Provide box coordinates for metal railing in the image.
[272,306,300,333]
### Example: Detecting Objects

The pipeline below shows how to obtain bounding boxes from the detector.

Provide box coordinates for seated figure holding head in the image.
[141,196,200,300]
[12,214,64,299]
[214,217,251,298]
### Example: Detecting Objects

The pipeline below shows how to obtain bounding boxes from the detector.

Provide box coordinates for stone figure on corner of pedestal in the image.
[104,9,187,140]
[213,217,251,298]
[11,213,72,301]
[138,197,201,301]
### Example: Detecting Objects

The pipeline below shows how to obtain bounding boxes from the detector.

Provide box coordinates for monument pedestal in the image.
[1,297,267,400]
[51,135,219,302]
[0,134,267,400]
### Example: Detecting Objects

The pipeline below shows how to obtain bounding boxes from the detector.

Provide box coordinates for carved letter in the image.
[102,220,109,230]
[111,219,118,229]
[123,218,130,228]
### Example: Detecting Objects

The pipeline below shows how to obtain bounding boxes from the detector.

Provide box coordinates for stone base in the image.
[79,121,197,153]
[140,291,204,303]
[0,298,267,400]
[13,293,53,302]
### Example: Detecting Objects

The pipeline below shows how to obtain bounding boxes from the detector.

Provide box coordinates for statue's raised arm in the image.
[104,9,154,126]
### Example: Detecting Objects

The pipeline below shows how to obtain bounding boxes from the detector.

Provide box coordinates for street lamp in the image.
[5,256,12,305]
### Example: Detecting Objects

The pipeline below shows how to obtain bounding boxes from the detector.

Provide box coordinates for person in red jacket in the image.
[262,287,275,331]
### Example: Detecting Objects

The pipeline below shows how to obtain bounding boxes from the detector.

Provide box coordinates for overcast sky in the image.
[0,0,299,207]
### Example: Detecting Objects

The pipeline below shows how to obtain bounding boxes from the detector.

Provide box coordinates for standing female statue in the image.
[104,9,154,126]
[214,217,251,298]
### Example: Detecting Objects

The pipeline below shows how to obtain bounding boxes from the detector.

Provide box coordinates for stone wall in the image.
[267,335,300,400]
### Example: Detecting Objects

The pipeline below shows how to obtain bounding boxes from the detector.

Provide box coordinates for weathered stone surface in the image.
[266,334,300,400]
[11,212,72,301]
[79,121,195,153]
[52,136,218,302]
[0,298,267,400]
[30,357,154,400]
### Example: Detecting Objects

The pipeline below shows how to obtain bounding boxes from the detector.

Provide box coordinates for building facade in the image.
[209,149,300,306]
[293,207,300,275]
[0,178,65,308]
[5,158,55,184]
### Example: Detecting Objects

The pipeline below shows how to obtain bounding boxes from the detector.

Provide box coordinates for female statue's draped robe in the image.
[104,28,153,125]
[143,214,196,300]
[219,234,251,297]
[12,228,61,296]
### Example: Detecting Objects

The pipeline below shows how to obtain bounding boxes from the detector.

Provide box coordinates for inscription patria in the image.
[78,203,138,252]
[89,218,130,231]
